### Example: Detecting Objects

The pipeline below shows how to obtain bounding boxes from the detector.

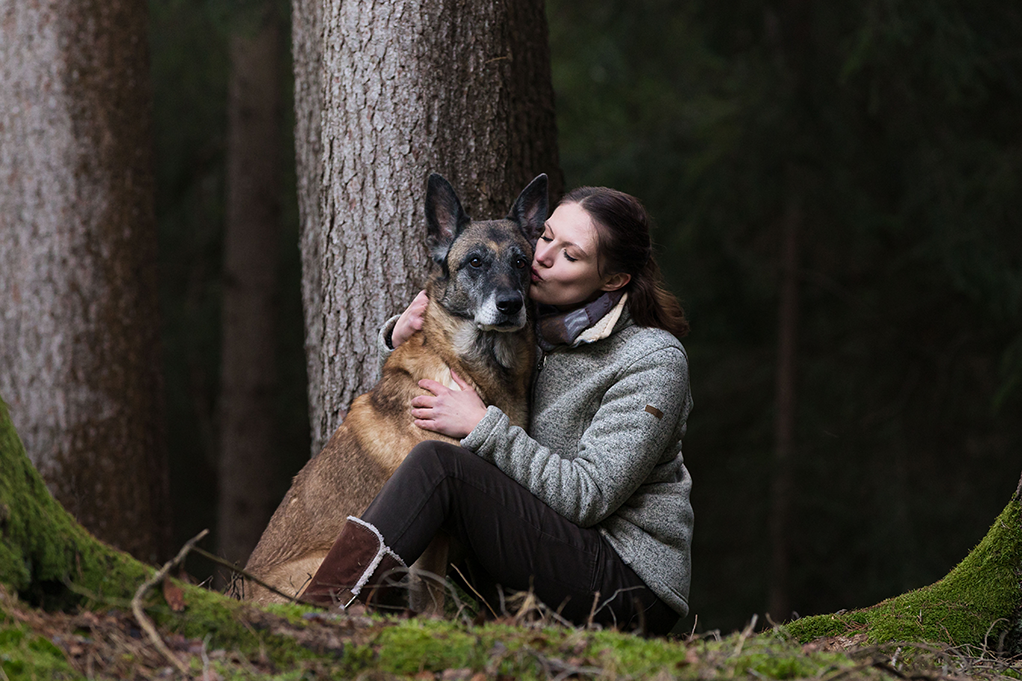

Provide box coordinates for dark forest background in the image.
[151,0,1022,633]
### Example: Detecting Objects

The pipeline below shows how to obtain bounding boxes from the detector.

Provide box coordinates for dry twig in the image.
[190,545,320,605]
[131,528,209,676]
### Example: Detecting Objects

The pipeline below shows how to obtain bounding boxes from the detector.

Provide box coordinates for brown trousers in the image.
[361,440,679,635]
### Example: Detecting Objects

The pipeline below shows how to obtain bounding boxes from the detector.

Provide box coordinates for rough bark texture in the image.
[295,0,563,454]
[217,9,284,569]
[291,0,326,456]
[0,0,169,563]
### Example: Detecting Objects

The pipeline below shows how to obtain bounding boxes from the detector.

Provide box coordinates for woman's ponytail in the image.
[562,186,689,339]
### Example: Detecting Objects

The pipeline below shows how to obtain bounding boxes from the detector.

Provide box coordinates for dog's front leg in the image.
[409,533,450,615]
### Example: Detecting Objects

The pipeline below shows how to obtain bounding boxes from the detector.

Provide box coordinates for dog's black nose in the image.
[496,296,523,316]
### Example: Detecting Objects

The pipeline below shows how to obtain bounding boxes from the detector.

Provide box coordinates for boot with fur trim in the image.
[301,516,408,610]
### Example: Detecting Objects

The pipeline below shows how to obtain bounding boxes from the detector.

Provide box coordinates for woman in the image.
[303,186,693,635]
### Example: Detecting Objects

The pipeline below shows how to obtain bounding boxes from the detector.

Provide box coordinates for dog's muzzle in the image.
[475,292,527,331]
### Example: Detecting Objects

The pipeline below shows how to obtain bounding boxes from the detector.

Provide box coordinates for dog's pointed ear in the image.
[506,173,548,243]
[425,173,471,264]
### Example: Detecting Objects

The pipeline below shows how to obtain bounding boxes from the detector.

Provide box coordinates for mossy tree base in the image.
[785,476,1022,653]
[0,400,151,611]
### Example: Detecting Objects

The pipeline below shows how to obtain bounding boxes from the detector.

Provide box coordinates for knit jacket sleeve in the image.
[374,315,400,380]
[461,346,688,527]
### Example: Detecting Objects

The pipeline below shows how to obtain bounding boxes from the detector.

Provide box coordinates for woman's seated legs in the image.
[362,440,678,635]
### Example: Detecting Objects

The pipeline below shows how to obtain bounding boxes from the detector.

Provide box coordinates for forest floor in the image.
[3,584,1022,681]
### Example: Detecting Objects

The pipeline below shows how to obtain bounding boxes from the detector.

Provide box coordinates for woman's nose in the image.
[534,241,552,266]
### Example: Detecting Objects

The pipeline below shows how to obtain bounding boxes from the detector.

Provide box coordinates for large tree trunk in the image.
[217,6,285,571]
[0,0,170,563]
[295,0,563,454]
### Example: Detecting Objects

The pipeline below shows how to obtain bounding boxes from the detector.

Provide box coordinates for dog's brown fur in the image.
[242,174,547,607]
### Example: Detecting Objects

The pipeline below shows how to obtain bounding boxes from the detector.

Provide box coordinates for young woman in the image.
[303,186,693,636]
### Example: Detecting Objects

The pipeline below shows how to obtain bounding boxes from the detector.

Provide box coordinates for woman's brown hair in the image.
[561,186,690,339]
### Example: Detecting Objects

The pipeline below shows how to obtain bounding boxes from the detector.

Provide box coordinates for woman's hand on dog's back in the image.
[392,290,429,348]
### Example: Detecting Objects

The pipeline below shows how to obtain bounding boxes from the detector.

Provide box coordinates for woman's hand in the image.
[391,290,428,348]
[412,370,487,439]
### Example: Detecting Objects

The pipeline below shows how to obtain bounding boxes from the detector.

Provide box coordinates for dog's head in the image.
[425,173,548,331]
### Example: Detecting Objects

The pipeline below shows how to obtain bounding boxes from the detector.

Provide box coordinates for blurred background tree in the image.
[1,0,170,564]
[146,0,1021,631]
[149,0,309,582]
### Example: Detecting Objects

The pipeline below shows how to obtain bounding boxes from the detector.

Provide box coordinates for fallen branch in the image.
[131,529,209,676]
[190,545,322,606]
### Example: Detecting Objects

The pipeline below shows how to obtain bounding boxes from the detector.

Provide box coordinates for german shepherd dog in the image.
[241,173,547,608]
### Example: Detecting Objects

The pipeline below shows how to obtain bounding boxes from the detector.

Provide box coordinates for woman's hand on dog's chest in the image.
[412,370,487,438]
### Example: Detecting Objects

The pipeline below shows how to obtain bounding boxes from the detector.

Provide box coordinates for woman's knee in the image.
[404,439,475,477]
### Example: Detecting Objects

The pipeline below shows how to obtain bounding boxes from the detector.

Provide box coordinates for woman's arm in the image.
[374,290,429,377]
[463,346,690,527]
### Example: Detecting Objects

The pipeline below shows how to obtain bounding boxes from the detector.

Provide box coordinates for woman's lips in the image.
[530,267,542,283]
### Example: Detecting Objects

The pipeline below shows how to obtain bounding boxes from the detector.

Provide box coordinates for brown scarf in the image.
[536,290,625,352]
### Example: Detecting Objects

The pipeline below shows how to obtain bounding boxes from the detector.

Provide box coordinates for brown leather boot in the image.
[301,516,409,611]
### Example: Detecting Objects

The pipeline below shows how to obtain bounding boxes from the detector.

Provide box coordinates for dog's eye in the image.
[515,258,527,269]
[469,257,483,268]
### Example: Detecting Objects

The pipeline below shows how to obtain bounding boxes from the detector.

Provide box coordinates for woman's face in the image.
[530,202,629,309]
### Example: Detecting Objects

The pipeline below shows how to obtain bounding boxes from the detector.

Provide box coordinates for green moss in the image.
[0,622,81,680]
[786,499,1022,647]
[733,649,820,680]
[589,628,687,676]
[0,397,151,609]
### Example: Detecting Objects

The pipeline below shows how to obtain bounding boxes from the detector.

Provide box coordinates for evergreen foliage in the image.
[548,0,1022,629]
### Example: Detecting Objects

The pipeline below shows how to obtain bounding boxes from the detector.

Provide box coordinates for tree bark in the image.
[294,0,563,454]
[291,0,327,454]
[217,7,284,569]
[0,0,170,563]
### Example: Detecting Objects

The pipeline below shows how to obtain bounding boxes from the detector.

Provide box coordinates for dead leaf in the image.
[162,578,186,612]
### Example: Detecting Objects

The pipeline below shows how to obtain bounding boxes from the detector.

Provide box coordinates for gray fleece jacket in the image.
[378,300,694,616]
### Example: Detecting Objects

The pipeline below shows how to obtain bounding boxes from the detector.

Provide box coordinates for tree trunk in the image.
[295,0,563,454]
[0,0,170,563]
[786,469,1022,653]
[766,0,813,623]
[768,169,803,622]
[217,7,284,570]
[290,0,326,453]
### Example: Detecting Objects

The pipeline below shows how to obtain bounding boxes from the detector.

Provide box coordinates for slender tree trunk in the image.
[768,176,801,622]
[295,0,563,454]
[765,0,813,623]
[217,7,284,570]
[0,0,169,563]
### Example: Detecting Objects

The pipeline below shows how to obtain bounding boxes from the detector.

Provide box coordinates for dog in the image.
[240,172,547,609]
